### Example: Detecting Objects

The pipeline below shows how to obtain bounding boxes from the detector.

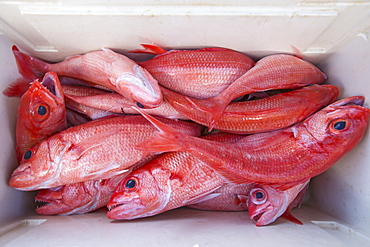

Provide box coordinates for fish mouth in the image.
[107,202,124,211]
[35,198,52,209]
[106,202,129,219]
[34,197,60,215]
[10,165,31,178]
[330,96,365,107]
[249,207,265,223]
[251,212,264,222]
[41,72,63,98]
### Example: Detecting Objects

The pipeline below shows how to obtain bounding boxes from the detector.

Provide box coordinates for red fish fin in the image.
[128,44,167,55]
[290,45,303,59]
[272,182,302,191]
[236,194,249,204]
[133,106,186,153]
[213,169,248,184]
[2,77,32,97]
[281,210,303,225]
[86,166,130,180]
[12,45,47,80]
[185,96,226,131]
[69,128,119,160]
[185,192,222,205]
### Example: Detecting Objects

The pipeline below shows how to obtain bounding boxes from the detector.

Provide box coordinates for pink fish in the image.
[34,156,156,215]
[247,180,310,226]
[35,175,124,215]
[184,53,327,129]
[16,72,67,163]
[134,44,255,99]
[135,96,370,185]
[107,132,244,220]
[9,115,203,191]
[162,84,339,134]
[12,45,162,108]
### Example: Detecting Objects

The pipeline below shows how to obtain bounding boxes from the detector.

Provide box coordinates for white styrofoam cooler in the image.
[1,1,370,246]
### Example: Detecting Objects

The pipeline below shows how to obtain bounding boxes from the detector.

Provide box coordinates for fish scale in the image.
[187,183,252,212]
[139,47,255,99]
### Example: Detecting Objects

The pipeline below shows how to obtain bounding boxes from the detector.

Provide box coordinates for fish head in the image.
[247,184,287,226]
[9,137,66,191]
[302,96,370,153]
[17,72,65,130]
[35,181,100,215]
[116,64,163,109]
[16,72,66,160]
[248,181,310,226]
[107,165,172,220]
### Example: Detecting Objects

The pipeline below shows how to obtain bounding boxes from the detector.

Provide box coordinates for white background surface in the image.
[0,1,370,246]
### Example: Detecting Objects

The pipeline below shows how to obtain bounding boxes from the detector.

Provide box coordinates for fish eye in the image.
[250,188,267,205]
[38,105,48,116]
[32,103,50,121]
[23,150,32,160]
[330,119,350,132]
[255,191,264,199]
[124,177,139,191]
[334,121,346,130]
[136,102,145,108]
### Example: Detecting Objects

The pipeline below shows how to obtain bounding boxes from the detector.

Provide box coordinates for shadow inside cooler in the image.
[1,2,370,247]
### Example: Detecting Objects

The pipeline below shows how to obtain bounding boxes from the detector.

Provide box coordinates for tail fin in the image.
[12,45,48,80]
[133,106,186,153]
[3,77,32,97]
[128,44,167,55]
[185,96,227,131]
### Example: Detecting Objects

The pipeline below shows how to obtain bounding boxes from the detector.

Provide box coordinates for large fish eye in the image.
[32,103,50,121]
[330,119,350,132]
[250,188,267,205]
[23,150,32,160]
[38,105,48,116]
[124,177,139,191]
[22,147,37,162]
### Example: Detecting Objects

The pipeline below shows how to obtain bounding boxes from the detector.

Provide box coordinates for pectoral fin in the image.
[185,192,222,205]
[68,128,119,160]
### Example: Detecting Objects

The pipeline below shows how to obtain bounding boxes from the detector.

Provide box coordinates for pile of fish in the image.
[4,44,370,227]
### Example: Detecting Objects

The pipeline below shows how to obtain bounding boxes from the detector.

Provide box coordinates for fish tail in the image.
[133,106,186,153]
[12,45,48,80]
[2,77,31,97]
[128,44,167,55]
[185,96,227,131]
